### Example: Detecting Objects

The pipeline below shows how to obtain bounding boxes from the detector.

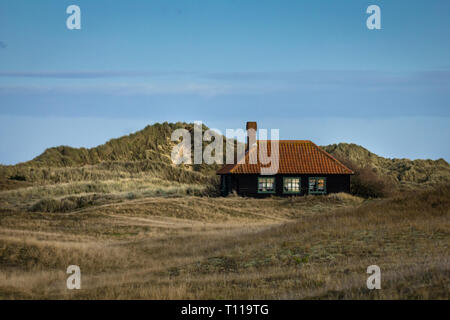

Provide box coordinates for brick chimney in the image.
[246,121,257,153]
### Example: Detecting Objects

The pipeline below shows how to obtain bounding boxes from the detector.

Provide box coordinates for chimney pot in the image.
[246,121,257,131]
[246,121,257,153]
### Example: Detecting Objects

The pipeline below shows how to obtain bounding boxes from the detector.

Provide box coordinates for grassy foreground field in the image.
[0,185,448,299]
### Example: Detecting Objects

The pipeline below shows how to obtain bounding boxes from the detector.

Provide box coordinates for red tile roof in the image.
[217,140,353,175]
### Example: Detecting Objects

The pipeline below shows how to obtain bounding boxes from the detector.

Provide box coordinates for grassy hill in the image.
[28,122,193,167]
[0,122,233,189]
[1,122,448,190]
[323,143,450,188]
[0,122,230,210]
[1,122,219,173]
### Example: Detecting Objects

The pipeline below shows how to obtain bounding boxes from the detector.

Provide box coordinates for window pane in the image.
[309,179,316,191]
[308,177,326,193]
[267,180,273,190]
[258,177,275,193]
[317,178,325,191]
[284,177,300,193]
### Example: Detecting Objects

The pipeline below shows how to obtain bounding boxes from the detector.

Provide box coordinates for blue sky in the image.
[0,0,449,164]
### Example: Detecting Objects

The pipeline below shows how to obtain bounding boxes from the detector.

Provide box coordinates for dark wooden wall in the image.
[220,174,351,197]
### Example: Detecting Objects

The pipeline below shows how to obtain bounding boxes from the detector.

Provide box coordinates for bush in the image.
[29,194,104,213]
[335,157,394,198]
[350,165,394,198]
[200,181,221,197]
[29,198,63,213]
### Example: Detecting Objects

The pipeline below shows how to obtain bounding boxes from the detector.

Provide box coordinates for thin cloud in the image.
[0,71,197,79]
[206,70,450,87]
[0,83,238,97]
[0,41,6,49]
[0,70,448,96]
[1,69,447,88]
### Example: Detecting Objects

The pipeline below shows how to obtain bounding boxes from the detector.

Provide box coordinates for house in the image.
[217,122,353,197]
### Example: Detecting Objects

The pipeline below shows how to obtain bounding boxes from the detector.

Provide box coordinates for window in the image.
[308,177,326,194]
[258,177,275,193]
[283,177,301,194]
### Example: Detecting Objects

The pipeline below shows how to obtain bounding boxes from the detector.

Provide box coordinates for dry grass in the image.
[0,183,448,300]
[0,176,212,211]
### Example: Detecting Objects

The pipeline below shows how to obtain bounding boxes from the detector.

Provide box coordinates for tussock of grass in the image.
[29,195,110,213]
[326,192,363,203]
[27,184,210,213]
